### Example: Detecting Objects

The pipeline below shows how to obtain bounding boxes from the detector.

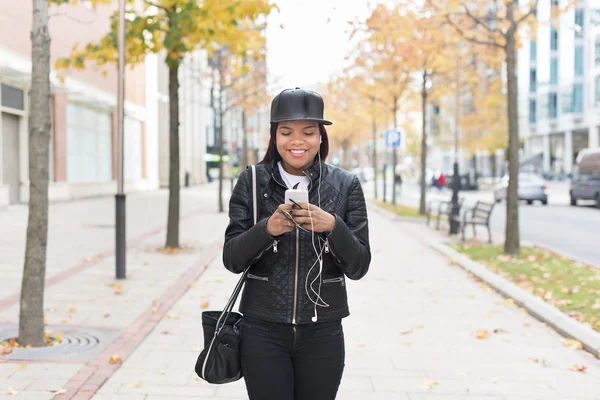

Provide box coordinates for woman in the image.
[223,87,371,400]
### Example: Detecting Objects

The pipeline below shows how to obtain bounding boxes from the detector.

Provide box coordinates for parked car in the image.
[570,148,600,208]
[494,173,548,205]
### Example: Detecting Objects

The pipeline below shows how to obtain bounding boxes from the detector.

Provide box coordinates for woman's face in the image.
[276,120,320,176]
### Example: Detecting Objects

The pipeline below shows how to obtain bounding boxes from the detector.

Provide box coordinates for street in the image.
[364,179,600,267]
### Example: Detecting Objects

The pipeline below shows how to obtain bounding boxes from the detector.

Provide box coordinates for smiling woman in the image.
[223,87,371,400]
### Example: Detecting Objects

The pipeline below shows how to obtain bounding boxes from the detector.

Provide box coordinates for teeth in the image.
[290,150,305,154]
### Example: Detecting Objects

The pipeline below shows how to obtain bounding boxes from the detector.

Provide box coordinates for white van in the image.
[570,148,600,208]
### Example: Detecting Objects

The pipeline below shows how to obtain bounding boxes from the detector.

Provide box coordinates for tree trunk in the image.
[504,9,520,255]
[165,65,180,248]
[241,108,248,170]
[391,97,398,205]
[371,99,378,200]
[217,52,225,213]
[19,0,51,347]
[419,71,428,215]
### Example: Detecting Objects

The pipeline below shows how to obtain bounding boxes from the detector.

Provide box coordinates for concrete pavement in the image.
[2,184,600,399]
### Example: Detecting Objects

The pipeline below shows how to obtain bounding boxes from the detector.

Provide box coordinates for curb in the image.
[371,202,600,359]
[429,240,600,359]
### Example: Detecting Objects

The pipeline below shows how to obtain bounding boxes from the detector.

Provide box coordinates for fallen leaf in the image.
[54,388,67,395]
[103,313,110,318]
[569,364,587,372]
[187,282,195,288]
[418,379,438,390]
[467,293,476,298]
[161,330,169,335]
[196,376,203,381]
[113,283,123,295]
[562,339,583,350]
[528,357,539,363]
[216,279,224,284]
[492,377,500,384]
[504,298,516,307]
[135,380,143,388]
[399,329,413,335]
[109,355,123,364]
[448,258,458,266]
[200,302,210,309]
[167,313,180,320]
[474,330,489,339]
[13,363,26,370]
[523,321,531,326]
[0,345,12,355]
[67,306,76,313]
[493,328,509,334]
[358,342,367,347]
[8,387,18,395]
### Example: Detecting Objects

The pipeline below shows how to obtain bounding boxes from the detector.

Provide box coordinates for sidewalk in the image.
[3,188,600,399]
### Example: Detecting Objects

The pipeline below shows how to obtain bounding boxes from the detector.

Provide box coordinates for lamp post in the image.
[449,50,461,235]
[115,0,126,279]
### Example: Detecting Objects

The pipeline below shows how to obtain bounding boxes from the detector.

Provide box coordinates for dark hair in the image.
[259,123,330,165]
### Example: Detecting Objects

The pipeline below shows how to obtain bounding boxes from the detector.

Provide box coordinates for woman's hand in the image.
[266,204,296,236]
[291,203,336,233]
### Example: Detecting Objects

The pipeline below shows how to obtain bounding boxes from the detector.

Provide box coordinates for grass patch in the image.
[377,201,425,219]
[453,243,600,332]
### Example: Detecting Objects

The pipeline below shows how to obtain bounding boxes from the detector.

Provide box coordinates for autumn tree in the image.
[56,0,274,247]
[429,0,540,255]
[350,3,419,205]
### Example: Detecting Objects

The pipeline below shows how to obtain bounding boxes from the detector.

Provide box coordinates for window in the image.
[550,58,558,84]
[66,104,112,183]
[124,117,142,181]
[596,34,600,66]
[572,83,583,113]
[530,41,537,62]
[575,8,584,38]
[529,99,536,124]
[1,84,24,110]
[548,92,558,119]
[575,46,584,76]
[551,27,559,51]
[530,68,537,92]
[595,75,600,106]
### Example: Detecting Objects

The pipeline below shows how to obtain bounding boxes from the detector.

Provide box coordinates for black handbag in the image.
[195,165,258,384]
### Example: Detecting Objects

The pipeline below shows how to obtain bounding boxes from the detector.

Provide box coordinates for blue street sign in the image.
[385,130,402,148]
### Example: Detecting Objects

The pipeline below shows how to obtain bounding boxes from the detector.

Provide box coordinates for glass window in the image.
[596,35,600,66]
[595,74,600,105]
[550,58,558,84]
[530,41,537,62]
[529,99,536,123]
[530,68,537,92]
[1,84,24,110]
[572,83,584,113]
[575,46,584,76]
[124,117,143,181]
[548,92,558,119]
[551,27,559,51]
[575,9,584,38]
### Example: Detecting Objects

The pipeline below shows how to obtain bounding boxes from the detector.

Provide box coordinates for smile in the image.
[289,150,307,158]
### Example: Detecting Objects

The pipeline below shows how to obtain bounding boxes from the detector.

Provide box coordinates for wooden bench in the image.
[426,197,465,230]
[453,200,495,243]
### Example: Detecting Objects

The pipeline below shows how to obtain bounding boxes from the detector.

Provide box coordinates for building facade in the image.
[520,0,600,177]
[0,1,154,207]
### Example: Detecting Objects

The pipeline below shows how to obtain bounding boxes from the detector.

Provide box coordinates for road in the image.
[363,178,600,267]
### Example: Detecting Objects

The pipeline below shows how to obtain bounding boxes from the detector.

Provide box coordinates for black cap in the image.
[270,87,333,125]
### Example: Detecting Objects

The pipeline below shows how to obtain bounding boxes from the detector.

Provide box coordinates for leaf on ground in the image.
[187,282,195,288]
[474,330,489,339]
[7,387,18,395]
[160,330,170,335]
[13,363,26,370]
[467,293,476,298]
[492,377,500,384]
[134,380,143,388]
[113,283,123,295]
[569,364,587,372]
[0,345,12,355]
[448,258,458,266]
[196,376,203,381]
[528,357,539,363]
[167,313,180,320]
[216,279,224,284]
[60,317,69,324]
[562,339,583,350]
[54,388,67,395]
[358,342,367,347]
[67,306,76,313]
[493,328,509,334]
[109,355,123,364]
[418,379,438,390]
[152,303,161,313]
[399,329,413,335]
[103,313,110,318]
[200,302,210,309]
[504,298,516,307]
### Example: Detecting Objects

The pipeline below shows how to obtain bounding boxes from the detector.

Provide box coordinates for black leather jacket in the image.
[223,160,371,325]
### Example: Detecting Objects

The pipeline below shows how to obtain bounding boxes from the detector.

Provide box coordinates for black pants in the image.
[241,316,345,400]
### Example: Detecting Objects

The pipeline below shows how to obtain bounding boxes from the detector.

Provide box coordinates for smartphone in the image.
[285,189,309,209]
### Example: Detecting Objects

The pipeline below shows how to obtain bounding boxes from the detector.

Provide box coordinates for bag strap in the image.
[214,165,258,333]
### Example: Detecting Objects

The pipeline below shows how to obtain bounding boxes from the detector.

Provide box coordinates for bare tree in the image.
[19,0,52,346]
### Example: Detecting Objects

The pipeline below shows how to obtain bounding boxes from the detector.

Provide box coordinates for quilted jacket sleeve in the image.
[326,176,371,280]
[223,169,274,274]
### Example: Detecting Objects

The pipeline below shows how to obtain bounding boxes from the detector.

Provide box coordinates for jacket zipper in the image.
[292,226,300,324]
[247,273,268,282]
[322,276,345,286]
